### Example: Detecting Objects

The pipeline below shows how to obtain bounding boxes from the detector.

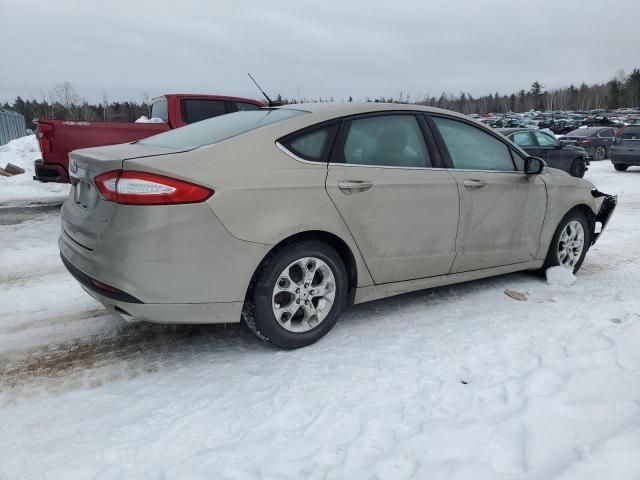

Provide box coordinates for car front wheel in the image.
[544,210,591,274]
[243,240,348,349]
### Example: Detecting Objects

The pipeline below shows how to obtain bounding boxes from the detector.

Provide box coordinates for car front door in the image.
[429,115,547,273]
[531,130,572,169]
[325,113,460,284]
[598,128,615,151]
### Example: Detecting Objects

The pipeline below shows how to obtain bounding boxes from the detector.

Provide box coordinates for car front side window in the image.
[535,131,557,147]
[512,131,534,146]
[340,115,431,168]
[432,117,514,171]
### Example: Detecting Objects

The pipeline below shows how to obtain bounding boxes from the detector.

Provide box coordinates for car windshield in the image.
[139,108,306,149]
[566,128,598,138]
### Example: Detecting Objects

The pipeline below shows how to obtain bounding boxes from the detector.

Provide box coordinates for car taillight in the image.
[37,123,54,153]
[94,170,213,205]
[577,139,592,145]
[39,137,51,153]
[613,126,626,144]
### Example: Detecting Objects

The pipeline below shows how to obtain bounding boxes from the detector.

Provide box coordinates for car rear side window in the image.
[598,128,615,138]
[432,117,514,171]
[282,125,338,162]
[139,109,306,149]
[340,115,431,168]
[182,99,226,124]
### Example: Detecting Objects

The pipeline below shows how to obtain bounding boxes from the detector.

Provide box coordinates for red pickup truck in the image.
[34,94,264,182]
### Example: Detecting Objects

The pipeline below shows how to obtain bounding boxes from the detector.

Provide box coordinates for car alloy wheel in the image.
[272,256,336,333]
[557,220,585,269]
[595,146,606,160]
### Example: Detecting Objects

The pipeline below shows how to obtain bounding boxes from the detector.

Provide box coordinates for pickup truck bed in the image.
[35,121,169,182]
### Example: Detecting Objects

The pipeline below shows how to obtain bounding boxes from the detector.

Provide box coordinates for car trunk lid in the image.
[63,143,190,250]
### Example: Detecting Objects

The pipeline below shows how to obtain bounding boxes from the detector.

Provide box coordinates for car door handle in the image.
[463,179,487,190]
[338,180,373,194]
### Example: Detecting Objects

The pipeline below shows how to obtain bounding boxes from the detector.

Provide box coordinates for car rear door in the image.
[428,115,547,273]
[325,113,460,284]
[598,128,615,149]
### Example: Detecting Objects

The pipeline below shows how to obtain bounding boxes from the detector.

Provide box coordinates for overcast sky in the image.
[1,0,639,104]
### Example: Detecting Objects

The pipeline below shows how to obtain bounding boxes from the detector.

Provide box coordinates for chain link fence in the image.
[0,109,28,146]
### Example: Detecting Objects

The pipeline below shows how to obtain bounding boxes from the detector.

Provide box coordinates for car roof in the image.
[276,102,467,119]
[496,128,531,134]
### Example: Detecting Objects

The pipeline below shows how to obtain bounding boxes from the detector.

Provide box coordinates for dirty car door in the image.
[429,115,547,273]
[325,113,459,284]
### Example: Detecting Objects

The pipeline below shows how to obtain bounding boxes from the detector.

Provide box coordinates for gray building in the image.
[0,109,28,146]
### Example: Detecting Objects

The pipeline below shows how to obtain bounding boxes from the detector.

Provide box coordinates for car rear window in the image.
[620,127,640,140]
[139,109,306,149]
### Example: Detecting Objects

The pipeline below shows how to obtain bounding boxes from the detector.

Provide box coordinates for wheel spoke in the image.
[271,256,337,333]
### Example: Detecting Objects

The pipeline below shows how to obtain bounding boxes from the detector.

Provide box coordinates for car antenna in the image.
[248,73,280,107]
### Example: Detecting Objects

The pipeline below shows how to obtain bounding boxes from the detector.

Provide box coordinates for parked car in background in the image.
[611,125,640,171]
[59,103,616,348]
[34,94,264,182]
[498,128,590,177]
[561,127,616,160]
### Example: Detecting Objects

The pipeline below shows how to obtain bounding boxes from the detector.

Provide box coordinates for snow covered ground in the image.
[1,160,640,479]
[0,135,69,205]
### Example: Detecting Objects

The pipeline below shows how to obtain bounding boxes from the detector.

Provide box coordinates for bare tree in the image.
[102,91,111,121]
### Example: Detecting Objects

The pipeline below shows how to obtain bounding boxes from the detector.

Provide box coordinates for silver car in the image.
[60,103,617,348]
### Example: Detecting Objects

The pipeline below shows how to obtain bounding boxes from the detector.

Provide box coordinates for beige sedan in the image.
[60,103,616,348]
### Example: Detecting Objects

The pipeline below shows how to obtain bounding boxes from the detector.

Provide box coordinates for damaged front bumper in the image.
[590,189,617,245]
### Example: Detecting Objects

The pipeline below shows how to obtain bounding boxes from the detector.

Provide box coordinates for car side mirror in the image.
[525,156,545,175]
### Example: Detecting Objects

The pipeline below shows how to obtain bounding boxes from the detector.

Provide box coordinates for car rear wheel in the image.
[543,210,590,274]
[614,163,629,171]
[595,146,607,160]
[569,159,586,178]
[242,240,348,349]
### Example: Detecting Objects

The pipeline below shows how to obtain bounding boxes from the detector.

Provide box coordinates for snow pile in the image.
[1,161,640,479]
[135,116,165,123]
[0,135,70,205]
[546,266,577,286]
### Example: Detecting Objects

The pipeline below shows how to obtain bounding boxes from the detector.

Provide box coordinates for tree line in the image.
[2,68,639,126]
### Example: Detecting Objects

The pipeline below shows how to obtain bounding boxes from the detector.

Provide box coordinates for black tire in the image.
[543,209,591,274]
[242,240,348,349]
[569,158,586,178]
[614,163,629,171]
[594,145,607,161]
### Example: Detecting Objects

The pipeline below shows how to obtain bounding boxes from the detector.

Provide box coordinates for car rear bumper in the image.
[590,190,617,244]
[60,252,243,323]
[611,149,640,165]
[33,159,69,183]
[59,199,272,323]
